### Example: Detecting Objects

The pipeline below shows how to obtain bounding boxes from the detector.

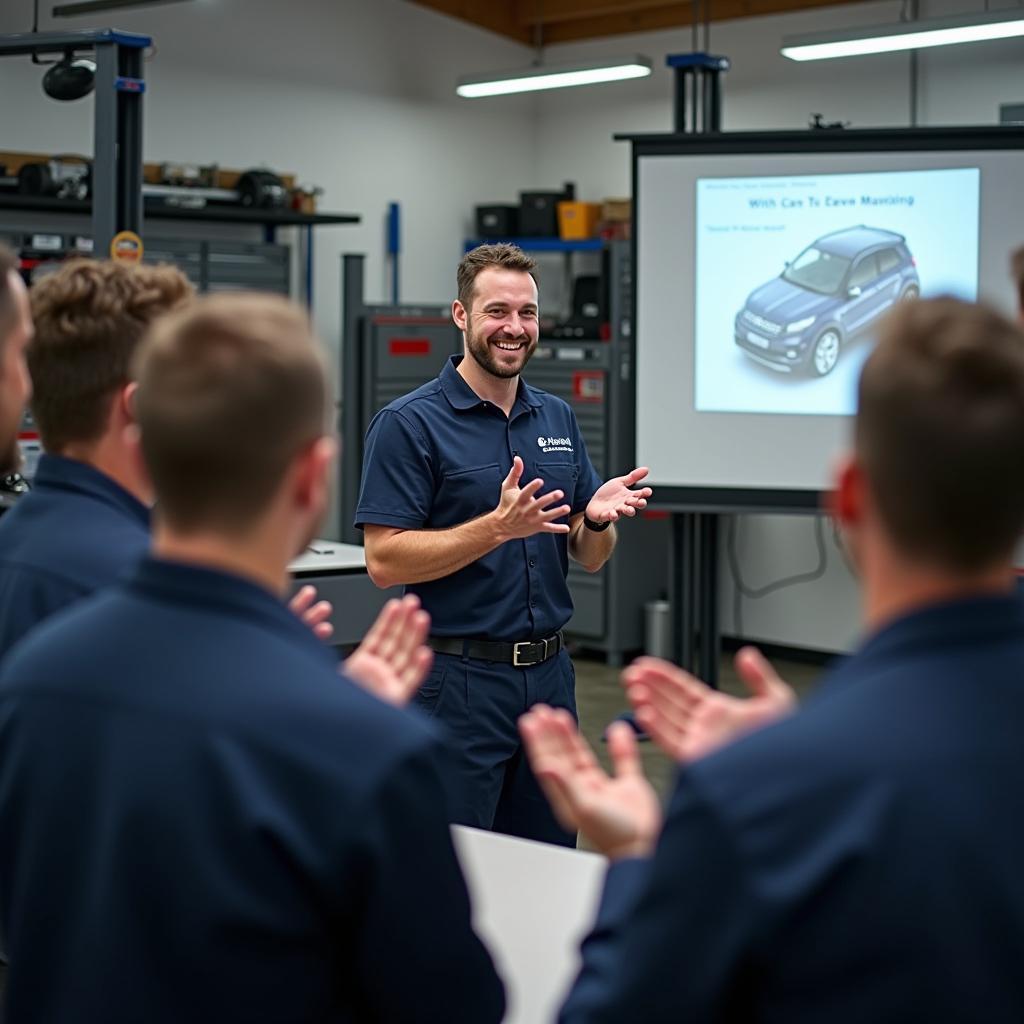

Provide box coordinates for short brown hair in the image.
[457,243,537,309]
[135,292,329,533]
[0,244,20,356]
[856,297,1024,572]
[28,260,193,451]
[1011,245,1024,313]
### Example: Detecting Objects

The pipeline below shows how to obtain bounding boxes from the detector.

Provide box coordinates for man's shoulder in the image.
[383,377,446,416]
[0,482,147,574]
[0,584,437,773]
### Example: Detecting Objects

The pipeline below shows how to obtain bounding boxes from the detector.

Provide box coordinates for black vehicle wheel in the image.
[901,284,919,301]
[810,328,841,377]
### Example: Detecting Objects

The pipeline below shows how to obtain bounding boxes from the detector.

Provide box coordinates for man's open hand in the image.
[585,467,652,524]
[623,648,797,764]
[519,705,662,860]
[289,585,333,641]
[493,456,572,540]
[344,595,432,707]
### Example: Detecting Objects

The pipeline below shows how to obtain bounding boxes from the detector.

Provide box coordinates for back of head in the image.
[856,297,1024,573]
[28,260,193,452]
[134,292,329,534]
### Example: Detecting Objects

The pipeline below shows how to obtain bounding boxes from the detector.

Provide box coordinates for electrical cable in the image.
[727,513,830,638]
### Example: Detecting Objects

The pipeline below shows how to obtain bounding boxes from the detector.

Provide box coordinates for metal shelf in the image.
[463,237,603,252]
[0,193,360,227]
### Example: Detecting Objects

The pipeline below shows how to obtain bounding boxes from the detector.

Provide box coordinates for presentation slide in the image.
[695,168,979,416]
[634,138,1024,500]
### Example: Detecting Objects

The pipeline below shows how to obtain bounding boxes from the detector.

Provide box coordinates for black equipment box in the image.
[519,185,574,237]
[475,204,519,239]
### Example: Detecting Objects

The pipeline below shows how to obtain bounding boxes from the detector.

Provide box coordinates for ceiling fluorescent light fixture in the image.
[52,0,195,15]
[781,9,1024,61]
[456,55,652,98]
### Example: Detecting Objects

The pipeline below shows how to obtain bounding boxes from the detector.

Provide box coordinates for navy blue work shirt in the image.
[561,593,1024,1023]
[0,557,504,1024]
[355,356,603,640]
[0,453,150,661]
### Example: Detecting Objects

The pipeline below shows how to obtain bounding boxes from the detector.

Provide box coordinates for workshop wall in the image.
[0,0,539,388]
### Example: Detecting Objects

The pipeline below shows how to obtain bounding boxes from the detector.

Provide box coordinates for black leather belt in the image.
[428,631,563,668]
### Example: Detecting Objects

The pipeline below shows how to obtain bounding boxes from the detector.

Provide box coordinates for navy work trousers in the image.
[415,648,577,848]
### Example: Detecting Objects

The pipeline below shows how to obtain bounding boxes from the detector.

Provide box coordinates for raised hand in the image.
[519,705,662,860]
[343,595,433,707]
[493,455,572,539]
[623,647,797,764]
[585,467,652,525]
[289,585,334,641]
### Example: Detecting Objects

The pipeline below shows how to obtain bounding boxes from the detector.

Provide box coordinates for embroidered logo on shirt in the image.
[537,435,573,454]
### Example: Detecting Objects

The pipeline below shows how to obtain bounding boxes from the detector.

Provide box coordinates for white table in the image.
[452,826,607,1024]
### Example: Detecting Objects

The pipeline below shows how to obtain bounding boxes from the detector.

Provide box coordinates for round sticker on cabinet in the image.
[110,231,144,264]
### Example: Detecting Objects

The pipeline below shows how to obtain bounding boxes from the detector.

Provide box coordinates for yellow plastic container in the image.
[557,201,601,240]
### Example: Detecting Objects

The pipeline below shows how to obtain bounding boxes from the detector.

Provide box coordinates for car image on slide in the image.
[734,226,920,377]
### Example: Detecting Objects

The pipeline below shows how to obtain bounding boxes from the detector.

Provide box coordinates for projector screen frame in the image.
[616,125,1024,513]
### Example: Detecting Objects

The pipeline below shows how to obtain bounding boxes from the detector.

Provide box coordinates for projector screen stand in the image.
[669,511,721,689]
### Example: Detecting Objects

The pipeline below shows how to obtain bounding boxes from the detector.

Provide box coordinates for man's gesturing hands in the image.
[493,456,572,540]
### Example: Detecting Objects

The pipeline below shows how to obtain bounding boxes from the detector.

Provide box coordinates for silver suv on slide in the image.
[734,226,920,377]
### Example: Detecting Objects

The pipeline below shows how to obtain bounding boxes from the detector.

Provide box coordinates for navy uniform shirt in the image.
[0,453,150,660]
[355,356,603,640]
[0,558,505,1024]
[561,594,1024,1024]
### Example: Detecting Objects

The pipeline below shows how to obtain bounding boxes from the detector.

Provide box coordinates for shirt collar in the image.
[33,453,150,530]
[128,556,339,670]
[439,355,544,412]
[820,591,1024,697]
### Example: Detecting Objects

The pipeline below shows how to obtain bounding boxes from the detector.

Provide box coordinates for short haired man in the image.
[0,260,192,658]
[523,297,1024,1022]
[356,243,652,846]
[0,293,504,1022]
[0,245,32,476]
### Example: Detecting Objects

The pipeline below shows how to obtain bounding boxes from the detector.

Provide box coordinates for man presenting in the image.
[523,296,1024,1022]
[356,243,651,845]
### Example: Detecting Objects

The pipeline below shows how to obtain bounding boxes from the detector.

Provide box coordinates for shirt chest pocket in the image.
[436,462,502,526]
[535,460,579,513]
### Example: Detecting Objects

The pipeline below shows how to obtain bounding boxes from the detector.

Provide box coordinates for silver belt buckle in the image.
[513,637,552,667]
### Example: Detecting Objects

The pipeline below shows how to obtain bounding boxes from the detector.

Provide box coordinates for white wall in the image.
[0,0,539,362]
[0,0,545,539]
[529,2,1023,653]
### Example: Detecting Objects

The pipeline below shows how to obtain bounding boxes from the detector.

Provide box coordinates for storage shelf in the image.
[0,193,360,227]
[463,237,603,253]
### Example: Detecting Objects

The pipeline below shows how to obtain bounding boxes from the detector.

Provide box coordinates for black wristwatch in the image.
[583,515,611,533]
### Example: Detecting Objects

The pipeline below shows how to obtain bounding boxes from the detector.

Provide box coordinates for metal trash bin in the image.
[644,599,672,660]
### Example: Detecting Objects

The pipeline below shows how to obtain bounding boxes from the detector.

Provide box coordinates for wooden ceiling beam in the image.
[513,0,682,27]
[410,0,867,46]
[533,0,864,44]
[408,0,532,44]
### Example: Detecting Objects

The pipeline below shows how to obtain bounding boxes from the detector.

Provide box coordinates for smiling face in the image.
[454,266,540,380]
